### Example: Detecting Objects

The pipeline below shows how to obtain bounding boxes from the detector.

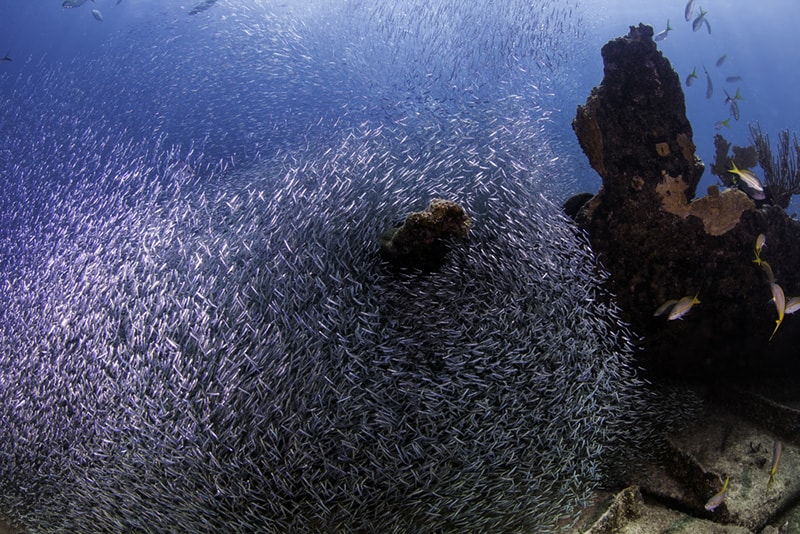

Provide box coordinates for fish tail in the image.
[770,319,782,342]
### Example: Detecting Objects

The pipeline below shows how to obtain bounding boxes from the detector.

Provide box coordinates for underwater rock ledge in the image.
[570,23,800,379]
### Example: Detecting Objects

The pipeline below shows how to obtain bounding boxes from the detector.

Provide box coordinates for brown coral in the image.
[380,199,471,270]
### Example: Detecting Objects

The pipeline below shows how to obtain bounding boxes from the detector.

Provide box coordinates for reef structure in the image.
[380,198,471,270]
[0,117,654,532]
[570,24,800,378]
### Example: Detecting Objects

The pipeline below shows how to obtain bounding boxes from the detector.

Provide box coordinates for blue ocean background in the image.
[2,0,798,211]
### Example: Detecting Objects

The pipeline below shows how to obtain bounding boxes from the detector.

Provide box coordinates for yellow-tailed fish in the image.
[654,299,678,317]
[654,19,672,42]
[729,161,765,199]
[714,118,730,130]
[785,296,800,315]
[692,7,709,33]
[686,67,698,87]
[703,65,713,99]
[761,261,775,284]
[684,0,696,21]
[755,233,766,254]
[768,440,782,491]
[770,282,786,341]
[668,292,700,320]
[753,233,766,267]
[704,475,729,511]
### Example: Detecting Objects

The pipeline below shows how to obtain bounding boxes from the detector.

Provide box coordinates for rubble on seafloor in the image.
[573,381,800,534]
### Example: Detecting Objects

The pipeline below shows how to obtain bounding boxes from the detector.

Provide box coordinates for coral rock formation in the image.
[380,198,471,269]
[570,24,800,378]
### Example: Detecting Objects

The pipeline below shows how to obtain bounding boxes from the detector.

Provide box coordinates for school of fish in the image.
[0,1,697,531]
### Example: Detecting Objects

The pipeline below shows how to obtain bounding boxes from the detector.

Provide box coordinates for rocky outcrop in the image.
[570,24,800,378]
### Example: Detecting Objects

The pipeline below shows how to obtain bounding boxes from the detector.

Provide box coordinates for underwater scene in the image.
[1,0,800,532]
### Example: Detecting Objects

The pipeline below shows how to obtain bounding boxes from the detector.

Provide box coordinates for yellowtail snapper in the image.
[705,475,730,511]
[753,233,767,266]
[686,67,698,87]
[693,7,711,34]
[715,118,730,130]
[666,293,701,320]
[728,161,765,200]
[768,440,782,491]
[685,0,696,21]
[724,88,742,121]
[653,299,678,317]
[654,20,672,42]
[770,282,786,341]
[703,65,713,99]
[785,296,800,315]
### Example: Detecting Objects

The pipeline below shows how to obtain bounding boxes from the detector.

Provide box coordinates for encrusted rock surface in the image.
[570,23,800,378]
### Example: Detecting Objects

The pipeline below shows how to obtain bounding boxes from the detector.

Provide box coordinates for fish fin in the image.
[770,319,782,342]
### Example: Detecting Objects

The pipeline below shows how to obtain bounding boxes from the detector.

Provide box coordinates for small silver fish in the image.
[726,75,743,83]
[62,0,90,7]
[91,8,103,21]
[705,475,729,511]
[716,54,727,67]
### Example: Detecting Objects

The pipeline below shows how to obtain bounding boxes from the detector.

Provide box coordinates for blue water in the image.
[3,1,797,205]
[2,0,797,214]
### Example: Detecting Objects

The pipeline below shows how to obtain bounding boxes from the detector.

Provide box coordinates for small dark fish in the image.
[686,67,698,87]
[685,0,696,21]
[716,54,727,67]
[62,0,90,7]
[703,66,713,99]
[729,101,740,121]
[0,51,10,62]
[188,0,218,15]
[724,88,742,121]
[726,76,743,83]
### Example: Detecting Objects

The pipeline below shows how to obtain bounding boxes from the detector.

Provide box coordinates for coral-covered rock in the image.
[380,198,471,269]
[570,24,800,379]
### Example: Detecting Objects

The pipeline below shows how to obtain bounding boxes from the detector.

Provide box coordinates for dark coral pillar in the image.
[571,24,800,380]
[573,23,703,203]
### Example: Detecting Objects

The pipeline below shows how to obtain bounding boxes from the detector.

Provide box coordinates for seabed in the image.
[574,378,800,534]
